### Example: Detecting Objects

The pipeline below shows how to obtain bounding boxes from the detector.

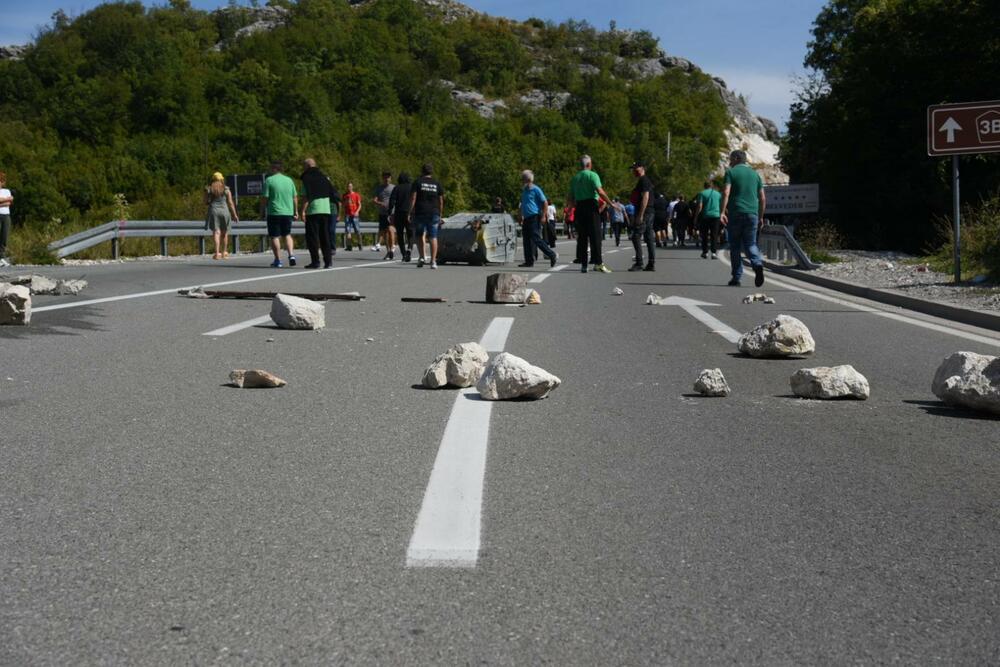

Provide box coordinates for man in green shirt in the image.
[262,160,298,268]
[566,154,614,274]
[299,158,335,268]
[721,150,766,287]
[694,180,723,259]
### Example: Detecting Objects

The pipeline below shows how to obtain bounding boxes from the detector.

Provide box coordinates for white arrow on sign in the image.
[655,296,742,343]
[939,117,962,143]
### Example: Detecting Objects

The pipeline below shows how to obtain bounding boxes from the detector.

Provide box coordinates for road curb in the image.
[765,262,1000,333]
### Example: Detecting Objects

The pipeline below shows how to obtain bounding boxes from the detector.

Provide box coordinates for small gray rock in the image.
[229,369,286,388]
[694,368,730,397]
[270,293,325,330]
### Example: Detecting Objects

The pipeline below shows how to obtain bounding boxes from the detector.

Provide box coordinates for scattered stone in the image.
[694,368,731,397]
[186,286,211,298]
[737,314,815,358]
[790,365,870,400]
[229,369,287,388]
[883,262,895,270]
[266,338,275,343]
[270,293,325,330]
[931,351,1000,415]
[645,293,664,305]
[612,287,624,296]
[0,283,31,325]
[742,293,775,304]
[57,279,88,295]
[486,273,528,304]
[365,337,375,342]
[477,352,561,400]
[525,289,541,305]
[422,342,490,389]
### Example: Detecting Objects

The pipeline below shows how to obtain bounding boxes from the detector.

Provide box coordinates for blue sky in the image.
[0,0,827,128]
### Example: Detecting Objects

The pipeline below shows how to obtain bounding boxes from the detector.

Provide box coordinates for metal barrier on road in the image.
[758,224,819,270]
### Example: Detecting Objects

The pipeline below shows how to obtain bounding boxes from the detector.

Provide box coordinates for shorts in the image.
[267,215,293,238]
[378,214,391,232]
[413,214,441,239]
[654,218,668,232]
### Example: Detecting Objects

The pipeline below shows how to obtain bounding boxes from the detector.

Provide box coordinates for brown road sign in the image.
[928,100,1000,156]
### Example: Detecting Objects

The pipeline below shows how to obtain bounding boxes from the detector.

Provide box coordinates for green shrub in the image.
[929,191,1000,281]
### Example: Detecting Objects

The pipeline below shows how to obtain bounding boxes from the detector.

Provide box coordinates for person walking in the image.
[389,172,413,262]
[694,180,723,259]
[0,171,13,266]
[342,183,362,251]
[518,170,558,268]
[610,197,627,247]
[627,161,655,272]
[372,171,395,259]
[721,149,766,287]
[545,199,558,249]
[327,179,340,258]
[671,194,692,248]
[262,161,297,268]
[408,163,445,269]
[204,172,238,260]
[653,192,669,248]
[299,158,335,268]
[566,155,613,274]
[563,204,575,240]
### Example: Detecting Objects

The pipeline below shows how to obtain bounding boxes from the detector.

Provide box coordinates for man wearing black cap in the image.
[628,161,656,272]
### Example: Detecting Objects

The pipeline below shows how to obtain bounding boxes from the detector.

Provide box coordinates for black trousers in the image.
[522,215,555,265]
[630,216,655,266]
[395,219,411,256]
[699,217,721,254]
[0,214,10,257]
[545,220,557,247]
[305,214,332,265]
[574,199,602,266]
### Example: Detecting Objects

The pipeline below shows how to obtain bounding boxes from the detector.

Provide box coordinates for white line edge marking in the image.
[678,305,742,343]
[528,273,550,284]
[202,314,273,337]
[405,316,514,568]
[32,261,388,313]
[717,252,1000,347]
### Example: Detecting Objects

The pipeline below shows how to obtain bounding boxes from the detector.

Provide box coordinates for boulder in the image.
[694,368,731,397]
[790,365,870,400]
[229,369,287,388]
[931,351,1000,415]
[476,352,561,400]
[0,283,31,325]
[57,279,88,295]
[422,342,490,389]
[738,314,815,358]
[486,273,528,304]
[270,293,325,330]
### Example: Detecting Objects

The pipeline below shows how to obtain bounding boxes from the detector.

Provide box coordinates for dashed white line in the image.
[406,316,514,568]
[549,264,568,272]
[202,315,272,337]
[528,273,550,284]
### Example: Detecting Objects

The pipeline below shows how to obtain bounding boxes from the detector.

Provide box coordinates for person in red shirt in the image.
[342,183,362,251]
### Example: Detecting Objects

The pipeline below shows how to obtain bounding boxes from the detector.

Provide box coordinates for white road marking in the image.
[202,315,273,337]
[32,261,388,314]
[657,296,742,343]
[479,316,515,352]
[717,252,1000,347]
[528,273,550,284]
[607,249,621,254]
[549,264,568,272]
[406,316,513,568]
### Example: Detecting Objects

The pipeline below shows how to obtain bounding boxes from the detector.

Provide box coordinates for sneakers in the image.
[727,278,741,286]
[701,252,708,259]
[323,262,333,268]
[572,258,582,264]
[403,252,411,263]
[594,264,612,273]
[643,264,655,272]
[288,255,297,266]
[754,265,765,287]
[304,262,321,269]
[346,245,353,251]
[518,262,534,268]
[628,263,644,272]
[711,253,718,260]
[549,253,558,268]
[372,244,381,252]
[271,259,283,268]
[430,261,438,269]
[417,257,425,267]
[580,264,588,273]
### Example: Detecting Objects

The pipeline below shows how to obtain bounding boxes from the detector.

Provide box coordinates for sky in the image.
[0,0,828,129]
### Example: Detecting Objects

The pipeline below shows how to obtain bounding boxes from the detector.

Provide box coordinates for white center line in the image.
[406,316,514,568]
[32,261,388,313]
[202,315,273,337]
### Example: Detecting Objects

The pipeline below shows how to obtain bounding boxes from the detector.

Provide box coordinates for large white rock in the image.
[738,314,815,358]
[270,293,325,330]
[476,352,561,400]
[0,283,31,325]
[422,342,490,389]
[931,351,1000,415]
[790,365,870,400]
[694,368,731,397]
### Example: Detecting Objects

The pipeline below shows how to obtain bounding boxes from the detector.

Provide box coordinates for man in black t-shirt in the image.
[407,163,445,269]
[672,194,692,247]
[389,172,413,262]
[653,192,669,248]
[628,161,656,271]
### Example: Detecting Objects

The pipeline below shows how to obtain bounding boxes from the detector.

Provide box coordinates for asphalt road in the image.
[2,240,999,665]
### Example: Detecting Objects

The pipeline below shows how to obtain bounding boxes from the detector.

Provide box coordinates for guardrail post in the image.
[234,235,240,254]
[259,237,266,253]
[198,237,206,255]
[160,237,168,256]
[111,237,119,260]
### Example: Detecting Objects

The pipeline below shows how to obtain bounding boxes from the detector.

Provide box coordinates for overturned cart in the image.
[434,213,517,265]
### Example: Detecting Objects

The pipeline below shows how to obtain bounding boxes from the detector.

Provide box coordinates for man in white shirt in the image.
[0,170,12,265]
[545,200,558,248]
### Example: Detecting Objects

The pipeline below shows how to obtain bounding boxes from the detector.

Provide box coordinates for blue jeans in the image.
[727,213,763,279]
[522,215,555,265]
[344,215,360,235]
[414,214,441,239]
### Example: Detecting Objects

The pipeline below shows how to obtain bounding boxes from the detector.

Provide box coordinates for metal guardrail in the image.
[47,219,383,259]
[757,224,820,270]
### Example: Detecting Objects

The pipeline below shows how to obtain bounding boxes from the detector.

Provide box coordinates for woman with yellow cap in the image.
[204,171,239,259]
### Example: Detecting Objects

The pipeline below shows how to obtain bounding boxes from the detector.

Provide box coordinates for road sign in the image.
[927,100,1000,156]
[764,183,819,214]
[225,174,266,197]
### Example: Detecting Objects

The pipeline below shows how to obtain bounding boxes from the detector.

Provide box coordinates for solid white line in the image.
[202,315,272,337]
[528,273,550,284]
[716,252,1000,347]
[406,316,512,568]
[680,305,742,343]
[549,264,568,272]
[607,249,621,254]
[479,316,515,352]
[32,261,387,313]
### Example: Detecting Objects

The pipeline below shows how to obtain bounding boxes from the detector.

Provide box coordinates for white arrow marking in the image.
[939,116,962,143]
[656,296,742,343]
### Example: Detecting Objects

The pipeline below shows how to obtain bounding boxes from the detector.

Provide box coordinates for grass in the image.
[927,191,1000,282]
